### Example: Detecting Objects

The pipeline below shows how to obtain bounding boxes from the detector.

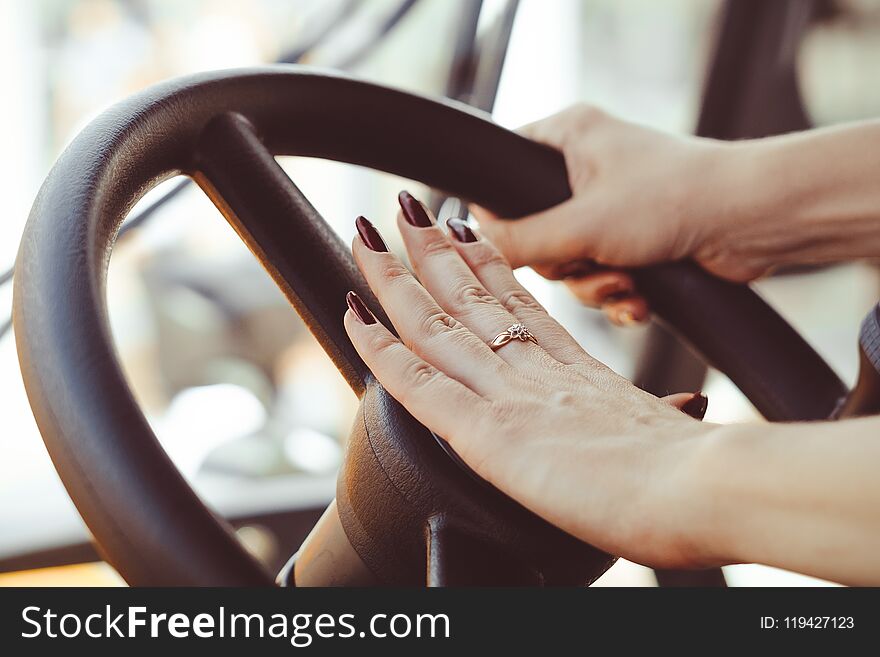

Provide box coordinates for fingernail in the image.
[398,190,433,227]
[680,392,708,420]
[346,291,376,325]
[447,218,478,243]
[617,309,639,326]
[355,216,388,252]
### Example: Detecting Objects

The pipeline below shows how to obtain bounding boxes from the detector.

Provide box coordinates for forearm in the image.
[698,120,880,273]
[684,417,880,585]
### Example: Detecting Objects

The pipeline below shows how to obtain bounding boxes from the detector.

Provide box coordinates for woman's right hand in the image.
[473,104,768,325]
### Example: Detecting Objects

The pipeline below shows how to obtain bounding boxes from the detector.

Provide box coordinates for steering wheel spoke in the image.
[193,111,380,395]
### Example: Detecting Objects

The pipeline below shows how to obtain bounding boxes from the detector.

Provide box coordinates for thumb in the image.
[472,199,593,269]
[662,392,708,420]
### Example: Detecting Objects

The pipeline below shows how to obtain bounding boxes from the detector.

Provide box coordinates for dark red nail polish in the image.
[346,291,376,325]
[447,218,477,243]
[398,190,432,227]
[356,216,388,252]
[681,392,708,420]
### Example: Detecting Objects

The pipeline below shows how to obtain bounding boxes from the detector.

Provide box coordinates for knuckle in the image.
[379,260,413,288]
[404,360,441,390]
[568,155,597,188]
[498,288,545,314]
[568,360,622,390]
[522,352,568,380]
[455,282,497,309]
[572,103,606,128]
[418,310,459,339]
[368,331,400,355]
[417,235,455,260]
[568,360,606,380]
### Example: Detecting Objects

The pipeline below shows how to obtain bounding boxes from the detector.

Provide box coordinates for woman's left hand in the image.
[343,192,716,570]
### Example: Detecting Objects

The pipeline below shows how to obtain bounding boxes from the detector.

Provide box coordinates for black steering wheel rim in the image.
[14,66,847,585]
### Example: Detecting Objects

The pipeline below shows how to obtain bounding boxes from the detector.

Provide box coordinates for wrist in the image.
[630,417,728,569]
[694,127,880,274]
[667,421,764,568]
[682,138,812,280]
[688,140,779,254]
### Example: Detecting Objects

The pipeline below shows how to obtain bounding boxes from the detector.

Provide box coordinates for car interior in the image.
[1,0,879,587]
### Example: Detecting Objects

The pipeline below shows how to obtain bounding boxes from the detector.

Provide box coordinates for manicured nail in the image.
[346,291,376,325]
[398,191,433,227]
[355,216,388,252]
[447,218,478,243]
[680,392,708,420]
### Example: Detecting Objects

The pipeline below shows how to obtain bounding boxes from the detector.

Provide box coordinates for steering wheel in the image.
[13,67,847,586]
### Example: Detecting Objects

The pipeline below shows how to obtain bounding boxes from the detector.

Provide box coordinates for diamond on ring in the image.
[490,323,538,350]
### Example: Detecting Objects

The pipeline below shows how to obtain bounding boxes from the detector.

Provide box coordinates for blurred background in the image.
[1,0,879,587]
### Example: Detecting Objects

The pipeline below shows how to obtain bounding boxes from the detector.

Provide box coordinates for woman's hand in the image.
[343,192,715,570]
[472,105,770,325]
[472,109,880,327]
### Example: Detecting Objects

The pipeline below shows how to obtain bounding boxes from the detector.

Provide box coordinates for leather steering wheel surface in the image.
[14,67,847,585]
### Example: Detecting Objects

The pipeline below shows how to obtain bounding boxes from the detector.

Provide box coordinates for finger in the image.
[601,296,650,327]
[662,392,708,420]
[470,204,576,275]
[472,199,593,269]
[445,219,593,366]
[344,293,489,440]
[562,270,636,308]
[352,216,510,396]
[395,192,552,369]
